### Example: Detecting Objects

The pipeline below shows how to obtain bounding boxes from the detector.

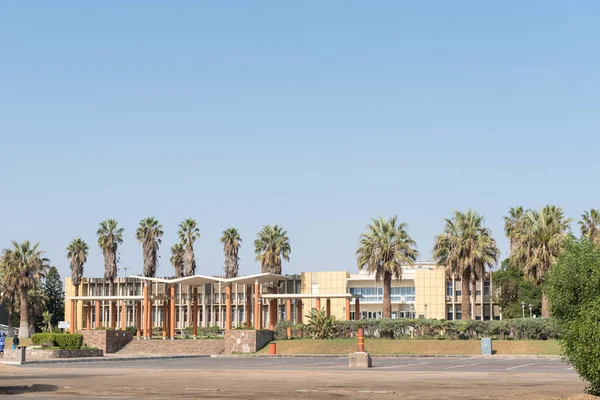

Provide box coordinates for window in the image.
[456,306,462,320]
[447,306,454,320]
[446,281,453,297]
[390,287,416,302]
[455,282,462,297]
[349,287,383,303]
[483,280,491,296]
[311,283,319,294]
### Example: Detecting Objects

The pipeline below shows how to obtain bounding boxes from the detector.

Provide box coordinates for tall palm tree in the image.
[356,216,419,318]
[254,225,291,275]
[504,206,525,257]
[579,209,600,244]
[0,241,50,338]
[170,243,185,278]
[97,219,124,296]
[178,219,200,276]
[221,228,242,279]
[66,238,89,297]
[136,217,164,277]
[512,205,571,317]
[433,210,499,320]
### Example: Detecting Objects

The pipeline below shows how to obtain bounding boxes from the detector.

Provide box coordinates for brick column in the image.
[315,298,321,312]
[296,299,303,324]
[169,285,176,339]
[95,301,101,329]
[86,302,92,330]
[345,298,351,321]
[136,301,141,338]
[355,298,360,320]
[246,286,252,328]
[326,298,331,317]
[121,301,126,330]
[225,284,232,331]
[254,280,260,330]
[193,287,198,337]
[70,300,75,334]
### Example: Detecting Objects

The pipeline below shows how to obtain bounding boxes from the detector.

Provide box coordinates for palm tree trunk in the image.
[8,299,14,337]
[541,292,550,318]
[461,275,471,320]
[471,279,476,320]
[383,272,392,319]
[74,285,79,332]
[19,288,30,338]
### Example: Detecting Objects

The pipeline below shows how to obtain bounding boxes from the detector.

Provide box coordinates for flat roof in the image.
[260,293,361,299]
[68,295,144,301]
[129,272,288,287]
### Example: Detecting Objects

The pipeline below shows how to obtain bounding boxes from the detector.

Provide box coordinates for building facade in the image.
[65,262,500,331]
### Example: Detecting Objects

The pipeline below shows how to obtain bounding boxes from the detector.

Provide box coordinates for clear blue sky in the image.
[2,2,599,281]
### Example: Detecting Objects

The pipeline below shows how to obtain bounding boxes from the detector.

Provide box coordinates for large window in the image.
[483,280,491,296]
[446,281,453,297]
[349,287,383,303]
[391,287,415,302]
[311,283,319,294]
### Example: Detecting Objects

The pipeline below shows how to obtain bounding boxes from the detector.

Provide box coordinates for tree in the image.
[43,266,65,328]
[221,228,242,278]
[170,243,185,278]
[178,219,200,276]
[27,285,47,334]
[504,206,525,257]
[511,205,571,317]
[254,225,291,276]
[0,241,50,338]
[97,219,124,296]
[579,209,600,244]
[66,238,88,298]
[356,216,419,318]
[493,259,541,318]
[433,210,499,320]
[136,217,163,277]
[546,238,600,395]
[0,278,17,336]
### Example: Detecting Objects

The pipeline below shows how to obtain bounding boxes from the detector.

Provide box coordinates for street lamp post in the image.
[521,301,525,318]
[529,304,532,318]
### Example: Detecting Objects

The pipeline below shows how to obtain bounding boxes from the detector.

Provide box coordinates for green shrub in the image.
[305,309,335,339]
[546,238,600,395]
[31,333,83,349]
[182,325,222,338]
[125,326,138,335]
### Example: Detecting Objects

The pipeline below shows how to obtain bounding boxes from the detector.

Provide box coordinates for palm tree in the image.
[0,241,50,338]
[433,210,499,320]
[504,206,525,256]
[97,219,124,296]
[136,217,164,277]
[356,216,419,318]
[579,209,600,244]
[512,205,571,317]
[170,243,185,278]
[66,238,89,298]
[178,219,200,276]
[254,225,291,276]
[221,228,242,279]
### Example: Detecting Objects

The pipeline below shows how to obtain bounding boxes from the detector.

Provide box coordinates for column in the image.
[286,298,292,339]
[70,300,75,334]
[169,285,176,339]
[193,286,198,337]
[326,298,331,317]
[86,302,92,330]
[143,283,149,339]
[136,301,141,338]
[489,272,494,320]
[121,301,126,330]
[345,298,351,321]
[95,300,101,329]
[355,298,361,320]
[296,299,303,324]
[254,280,260,330]
[315,298,321,312]
[225,284,232,330]
[246,286,252,328]
[110,302,116,329]
[162,301,168,339]
[452,274,456,320]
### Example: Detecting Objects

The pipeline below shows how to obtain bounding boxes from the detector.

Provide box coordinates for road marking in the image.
[505,363,534,370]
[359,390,396,394]
[375,362,430,369]
[444,363,480,370]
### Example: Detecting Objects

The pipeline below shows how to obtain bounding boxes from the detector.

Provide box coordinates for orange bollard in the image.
[269,343,277,355]
[286,326,292,339]
[357,328,365,352]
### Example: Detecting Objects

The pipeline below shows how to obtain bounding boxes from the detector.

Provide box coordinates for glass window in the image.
[311,283,319,294]
[483,280,491,296]
[446,281,453,296]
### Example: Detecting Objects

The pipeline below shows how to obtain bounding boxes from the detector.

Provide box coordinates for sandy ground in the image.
[0,363,587,399]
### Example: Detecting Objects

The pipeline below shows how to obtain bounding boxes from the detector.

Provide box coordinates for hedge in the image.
[32,333,83,349]
[273,318,559,341]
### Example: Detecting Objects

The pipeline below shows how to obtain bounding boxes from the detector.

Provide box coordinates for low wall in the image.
[78,330,133,353]
[118,339,226,355]
[6,348,103,359]
[224,330,274,354]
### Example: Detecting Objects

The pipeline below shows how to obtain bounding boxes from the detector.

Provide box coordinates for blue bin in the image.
[481,338,492,355]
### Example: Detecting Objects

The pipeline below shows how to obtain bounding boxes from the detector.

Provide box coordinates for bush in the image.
[31,333,83,349]
[182,325,222,338]
[125,326,138,335]
[546,238,600,395]
[305,309,336,339]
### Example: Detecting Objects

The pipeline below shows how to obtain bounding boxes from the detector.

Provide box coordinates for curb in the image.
[1,354,211,366]
[213,354,560,359]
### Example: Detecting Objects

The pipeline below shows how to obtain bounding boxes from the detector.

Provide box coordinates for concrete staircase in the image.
[117,339,226,355]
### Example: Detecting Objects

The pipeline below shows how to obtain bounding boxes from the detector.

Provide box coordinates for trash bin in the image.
[16,346,26,363]
[481,338,492,356]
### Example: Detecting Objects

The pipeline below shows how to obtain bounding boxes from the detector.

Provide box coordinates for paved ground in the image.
[0,356,586,399]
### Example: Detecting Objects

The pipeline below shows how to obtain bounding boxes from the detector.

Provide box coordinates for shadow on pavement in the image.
[0,384,58,395]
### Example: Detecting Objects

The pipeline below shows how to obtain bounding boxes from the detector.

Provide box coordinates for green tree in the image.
[579,209,600,244]
[433,210,499,320]
[178,218,200,276]
[169,243,185,278]
[254,225,291,276]
[97,219,124,295]
[43,266,64,328]
[493,259,541,318]
[511,205,571,317]
[66,238,88,298]
[0,241,50,338]
[136,217,163,277]
[221,228,242,278]
[546,238,600,395]
[356,216,419,318]
[504,206,525,257]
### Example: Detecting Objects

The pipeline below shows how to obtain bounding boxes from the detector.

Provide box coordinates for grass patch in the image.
[258,339,561,355]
